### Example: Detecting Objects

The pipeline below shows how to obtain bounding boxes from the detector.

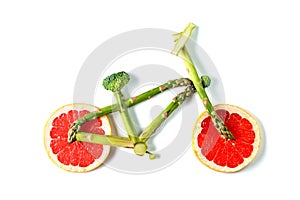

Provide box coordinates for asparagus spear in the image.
[139,84,195,143]
[136,76,211,154]
[76,133,134,148]
[172,23,235,140]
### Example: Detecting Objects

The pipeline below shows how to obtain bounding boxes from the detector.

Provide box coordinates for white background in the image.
[1,0,299,199]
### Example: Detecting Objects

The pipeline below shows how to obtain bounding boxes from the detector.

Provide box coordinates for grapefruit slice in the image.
[192,104,261,172]
[44,103,111,172]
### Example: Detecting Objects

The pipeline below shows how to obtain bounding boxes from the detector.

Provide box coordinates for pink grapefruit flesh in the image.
[193,104,261,172]
[44,103,111,172]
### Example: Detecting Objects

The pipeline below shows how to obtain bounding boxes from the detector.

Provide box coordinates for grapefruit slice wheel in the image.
[44,103,111,172]
[192,104,261,172]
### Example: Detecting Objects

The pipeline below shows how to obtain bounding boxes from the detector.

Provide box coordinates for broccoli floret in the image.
[102,71,130,92]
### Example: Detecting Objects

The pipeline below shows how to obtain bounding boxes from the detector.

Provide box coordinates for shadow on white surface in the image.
[242,112,266,172]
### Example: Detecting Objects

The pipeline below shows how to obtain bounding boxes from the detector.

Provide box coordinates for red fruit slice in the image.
[192,104,261,172]
[44,103,111,172]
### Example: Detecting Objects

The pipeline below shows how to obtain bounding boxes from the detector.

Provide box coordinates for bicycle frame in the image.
[69,78,196,157]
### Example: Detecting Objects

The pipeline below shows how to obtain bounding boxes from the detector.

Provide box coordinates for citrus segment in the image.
[44,103,111,172]
[192,104,261,172]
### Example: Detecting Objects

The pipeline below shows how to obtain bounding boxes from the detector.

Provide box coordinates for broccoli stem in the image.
[172,23,235,140]
[114,90,139,144]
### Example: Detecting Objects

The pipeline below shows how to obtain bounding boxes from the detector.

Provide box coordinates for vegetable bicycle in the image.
[44,23,261,173]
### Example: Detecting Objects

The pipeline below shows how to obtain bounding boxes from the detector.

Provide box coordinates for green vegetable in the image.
[172,23,235,140]
[138,84,195,143]
[102,71,139,144]
[69,76,196,158]
[68,78,194,143]
[102,71,130,92]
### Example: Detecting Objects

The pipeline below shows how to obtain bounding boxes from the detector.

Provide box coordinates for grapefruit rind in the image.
[44,103,111,172]
[192,104,261,172]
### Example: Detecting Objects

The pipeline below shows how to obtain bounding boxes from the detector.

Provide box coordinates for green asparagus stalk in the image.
[68,78,193,143]
[130,84,196,157]
[76,133,134,148]
[139,84,195,143]
[172,23,235,140]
